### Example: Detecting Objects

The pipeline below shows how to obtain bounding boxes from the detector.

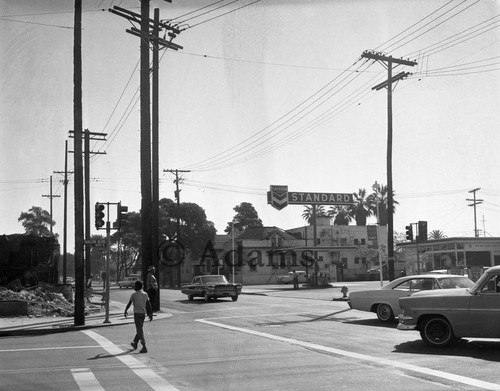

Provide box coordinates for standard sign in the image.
[267,185,354,210]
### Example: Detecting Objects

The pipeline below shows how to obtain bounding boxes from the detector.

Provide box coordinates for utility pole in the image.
[164,169,190,287]
[73,0,85,326]
[42,175,61,234]
[109,2,182,294]
[361,50,417,281]
[151,8,160,311]
[467,188,483,238]
[54,140,74,284]
[42,175,60,284]
[70,129,106,281]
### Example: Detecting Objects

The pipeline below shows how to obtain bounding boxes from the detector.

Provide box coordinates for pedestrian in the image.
[101,271,107,291]
[146,265,158,310]
[293,270,299,290]
[124,280,153,353]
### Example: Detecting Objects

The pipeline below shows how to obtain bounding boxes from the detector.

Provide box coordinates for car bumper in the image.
[397,323,417,331]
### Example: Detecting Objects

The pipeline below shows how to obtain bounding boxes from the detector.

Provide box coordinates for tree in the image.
[429,229,446,240]
[329,205,352,225]
[160,198,216,260]
[368,184,398,226]
[301,205,327,224]
[225,202,263,234]
[18,206,55,237]
[351,188,372,226]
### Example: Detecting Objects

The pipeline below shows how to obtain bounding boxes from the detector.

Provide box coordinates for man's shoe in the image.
[139,346,148,353]
[131,342,137,350]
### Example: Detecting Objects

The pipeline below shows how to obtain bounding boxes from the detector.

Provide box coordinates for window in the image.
[354,239,359,245]
[354,257,360,264]
[361,239,366,245]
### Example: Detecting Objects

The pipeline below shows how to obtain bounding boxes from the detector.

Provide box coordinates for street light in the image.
[231,219,239,283]
[372,181,384,287]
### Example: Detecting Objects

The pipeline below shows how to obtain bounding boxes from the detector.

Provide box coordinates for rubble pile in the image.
[0,285,101,317]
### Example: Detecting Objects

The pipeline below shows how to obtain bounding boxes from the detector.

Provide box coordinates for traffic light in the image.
[115,202,128,230]
[405,224,413,241]
[95,203,105,229]
[418,221,428,242]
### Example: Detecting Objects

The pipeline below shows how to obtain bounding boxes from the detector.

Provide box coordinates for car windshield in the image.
[437,276,474,289]
[200,276,228,284]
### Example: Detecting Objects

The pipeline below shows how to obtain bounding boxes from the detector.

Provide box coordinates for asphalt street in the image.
[2,283,500,391]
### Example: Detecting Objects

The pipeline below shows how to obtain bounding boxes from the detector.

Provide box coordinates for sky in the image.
[1,0,500,253]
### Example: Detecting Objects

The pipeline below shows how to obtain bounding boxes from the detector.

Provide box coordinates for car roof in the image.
[384,274,470,288]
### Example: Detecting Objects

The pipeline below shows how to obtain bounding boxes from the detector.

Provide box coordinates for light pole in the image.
[372,181,384,286]
[231,219,239,283]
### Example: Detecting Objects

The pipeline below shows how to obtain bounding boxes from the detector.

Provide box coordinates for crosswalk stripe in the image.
[81,330,179,391]
[71,368,105,391]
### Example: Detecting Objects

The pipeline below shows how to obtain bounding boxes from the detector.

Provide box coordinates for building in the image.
[396,237,500,280]
[194,217,390,284]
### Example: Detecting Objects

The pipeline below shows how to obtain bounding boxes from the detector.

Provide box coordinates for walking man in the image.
[124,280,153,353]
[146,265,158,311]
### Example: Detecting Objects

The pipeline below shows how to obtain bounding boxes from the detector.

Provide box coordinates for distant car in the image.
[276,271,308,284]
[118,275,140,289]
[181,275,242,302]
[347,274,474,323]
[398,265,500,347]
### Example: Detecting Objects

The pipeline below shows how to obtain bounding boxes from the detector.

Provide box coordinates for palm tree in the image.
[351,188,372,226]
[429,229,446,240]
[329,205,352,225]
[369,184,398,225]
[301,205,327,224]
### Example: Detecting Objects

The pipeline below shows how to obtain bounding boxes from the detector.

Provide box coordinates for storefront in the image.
[397,237,500,278]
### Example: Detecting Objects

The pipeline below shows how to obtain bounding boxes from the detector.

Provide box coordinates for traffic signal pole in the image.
[104,219,111,323]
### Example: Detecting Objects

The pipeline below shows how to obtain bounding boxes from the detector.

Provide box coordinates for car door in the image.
[467,273,500,338]
[390,278,436,310]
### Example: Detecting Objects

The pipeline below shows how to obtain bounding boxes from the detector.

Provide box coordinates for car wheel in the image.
[376,303,394,322]
[204,292,210,302]
[188,295,194,301]
[420,316,455,347]
[231,295,238,302]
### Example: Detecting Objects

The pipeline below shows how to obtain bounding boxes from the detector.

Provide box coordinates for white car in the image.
[276,271,308,284]
[118,275,140,289]
[347,274,474,322]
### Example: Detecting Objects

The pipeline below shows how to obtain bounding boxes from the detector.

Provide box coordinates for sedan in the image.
[118,275,140,289]
[181,275,242,302]
[398,265,500,347]
[347,274,474,322]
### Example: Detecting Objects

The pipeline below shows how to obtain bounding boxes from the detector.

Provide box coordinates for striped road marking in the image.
[197,318,500,391]
[81,330,178,391]
[71,368,105,391]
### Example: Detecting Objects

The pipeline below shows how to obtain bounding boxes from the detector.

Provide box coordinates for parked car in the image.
[347,274,474,323]
[276,271,308,284]
[398,265,500,347]
[181,275,242,302]
[118,274,140,289]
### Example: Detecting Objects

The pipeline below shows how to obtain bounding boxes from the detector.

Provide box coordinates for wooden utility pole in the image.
[361,50,417,281]
[42,175,60,234]
[151,8,160,311]
[140,0,153,287]
[109,1,182,292]
[70,129,106,281]
[54,141,73,284]
[73,0,85,326]
[467,188,483,238]
[164,169,190,287]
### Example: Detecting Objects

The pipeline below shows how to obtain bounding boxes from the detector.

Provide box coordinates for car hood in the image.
[407,288,471,298]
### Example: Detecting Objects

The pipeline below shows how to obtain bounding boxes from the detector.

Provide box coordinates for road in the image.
[2,285,500,391]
